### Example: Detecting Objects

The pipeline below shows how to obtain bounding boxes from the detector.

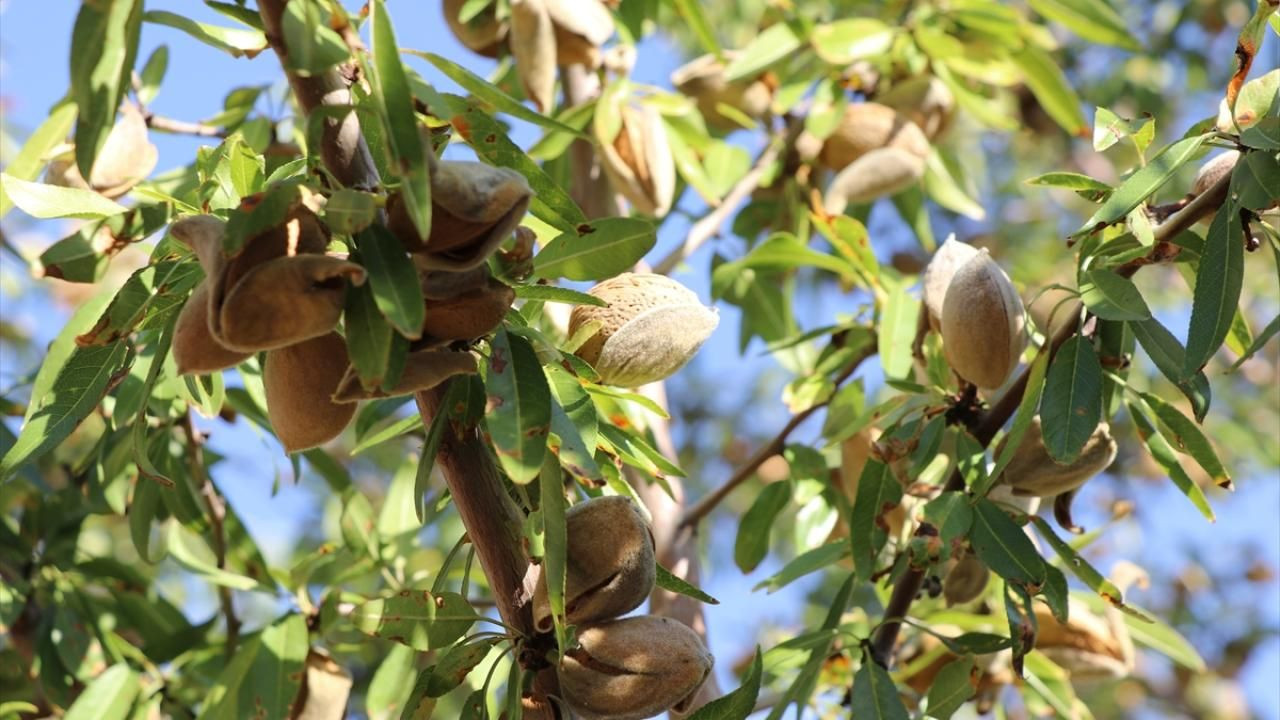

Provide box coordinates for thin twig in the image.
[180,413,240,658]
[144,113,225,138]
[867,170,1236,668]
[679,343,876,531]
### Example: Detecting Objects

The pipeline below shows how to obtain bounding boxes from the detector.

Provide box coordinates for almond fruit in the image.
[939,250,1025,389]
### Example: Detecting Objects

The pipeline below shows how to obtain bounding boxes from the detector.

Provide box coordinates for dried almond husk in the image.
[546,0,613,67]
[421,277,514,341]
[219,255,366,353]
[173,281,252,375]
[331,348,477,402]
[822,146,926,214]
[510,0,557,112]
[921,235,981,332]
[1034,597,1133,681]
[47,102,158,198]
[568,273,718,387]
[877,75,955,141]
[818,102,930,171]
[939,250,1026,390]
[598,103,677,216]
[420,266,493,300]
[671,52,773,130]
[291,649,353,720]
[264,332,357,453]
[993,416,1117,498]
[532,496,656,632]
[558,615,714,720]
[443,0,507,58]
[388,161,533,270]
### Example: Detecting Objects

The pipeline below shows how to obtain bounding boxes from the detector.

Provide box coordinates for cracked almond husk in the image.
[46,102,158,199]
[822,146,926,214]
[331,348,477,402]
[597,103,677,216]
[421,277,514,342]
[568,273,718,387]
[942,550,989,606]
[546,0,613,67]
[264,332,357,453]
[291,649,353,720]
[172,281,252,375]
[557,615,714,720]
[993,416,1117,498]
[510,0,557,112]
[939,249,1026,390]
[876,75,955,141]
[532,496,656,632]
[1034,597,1134,681]
[443,0,507,58]
[671,52,774,130]
[921,235,981,333]
[388,161,533,271]
[818,102,930,172]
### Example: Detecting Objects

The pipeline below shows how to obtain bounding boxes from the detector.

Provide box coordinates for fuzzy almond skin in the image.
[672,53,773,130]
[822,146,925,214]
[558,616,714,720]
[994,416,1117,498]
[818,102,930,171]
[599,105,676,216]
[1192,150,1239,197]
[264,332,356,453]
[939,250,1025,390]
[532,496,656,632]
[218,255,366,353]
[876,75,956,141]
[942,551,990,606]
[510,0,557,112]
[921,236,981,332]
[331,348,477,402]
[173,282,251,375]
[421,278,514,341]
[443,0,506,57]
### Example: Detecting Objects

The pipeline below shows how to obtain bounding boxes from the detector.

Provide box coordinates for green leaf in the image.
[143,10,265,57]
[64,663,138,720]
[1040,336,1103,464]
[686,649,761,720]
[136,44,168,105]
[924,658,976,719]
[1029,517,1126,603]
[810,18,895,65]
[1121,604,1207,672]
[1013,46,1086,136]
[72,0,143,179]
[1129,317,1211,421]
[167,522,269,591]
[724,22,801,81]
[878,280,920,382]
[245,614,308,720]
[849,461,902,582]
[371,0,431,239]
[411,51,583,137]
[711,234,855,293]
[414,378,471,523]
[484,327,551,484]
[512,285,607,306]
[355,224,426,338]
[326,188,379,234]
[1139,391,1229,486]
[1028,0,1139,49]
[539,457,568,653]
[1072,133,1207,237]
[1,174,128,219]
[984,346,1051,496]
[350,591,478,651]
[670,0,721,58]
[367,644,419,720]
[0,103,77,216]
[923,148,987,221]
[1025,171,1112,193]
[1128,402,1215,521]
[1230,313,1280,369]
[533,217,657,281]
[1,342,131,479]
[76,260,203,346]
[735,481,792,573]
[970,498,1046,586]
[281,0,350,73]
[753,542,849,593]
[1185,203,1244,375]
[922,492,975,557]
[850,654,910,720]
[655,564,720,604]
[1079,268,1151,321]
[343,280,396,390]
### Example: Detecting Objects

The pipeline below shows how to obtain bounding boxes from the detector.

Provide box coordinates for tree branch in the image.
[143,113,225,138]
[867,169,1236,667]
[180,413,240,658]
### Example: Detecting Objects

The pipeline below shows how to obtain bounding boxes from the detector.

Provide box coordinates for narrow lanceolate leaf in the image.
[879,280,921,382]
[512,285,607,306]
[356,225,426,338]
[1027,0,1140,50]
[753,542,849,593]
[1129,317,1211,421]
[735,481,792,573]
[970,498,1046,586]
[1,174,128,219]
[63,663,138,720]
[167,523,269,591]
[810,18,895,65]
[411,51,583,137]
[924,658,977,720]
[0,103,76,216]
[1128,402,1215,521]
[1030,517,1127,605]
[850,654,911,720]
[1079,268,1151,321]
[1231,314,1280,370]
[371,0,431,239]
[533,217,657,281]
[246,614,308,720]
[686,649,761,720]
[1072,133,1207,237]
[351,591,478,651]
[1040,336,1103,463]
[280,0,349,72]
[539,457,568,654]
[983,346,1051,497]
[71,0,143,179]
[142,10,266,57]
[1139,391,1230,486]
[1121,603,1207,672]
[1,342,131,479]
[655,564,720,604]
[1013,46,1086,136]
[484,327,551,484]
[344,280,395,390]
[1184,203,1244,376]
[849,460,902,583]
[724,21,801,81]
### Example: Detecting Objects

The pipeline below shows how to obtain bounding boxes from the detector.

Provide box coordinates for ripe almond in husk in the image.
[331,348,477,402]
[1192,150,1239,197]
[46,102,158,198]
[173,282,252,375]
[568,273,718,387]
[671,52,774,130]
[822,146,926,214]
[876,75,956,141]
[818,102,930,172]
[510,0,557,112]
[421,277,514,342]
[993,416,1117,498]
[558,615,714,720]
[921,235,981,332]
[532,496,656,632]
[388,161,532,270]
[1034,597,1133,681]
[597,103,677,216]
[546,0,614,67]
[942,550,989,606]
[264,332,356,453]
[939,250,1026,390]
[443,0,507,57]
[293,649,353,720]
